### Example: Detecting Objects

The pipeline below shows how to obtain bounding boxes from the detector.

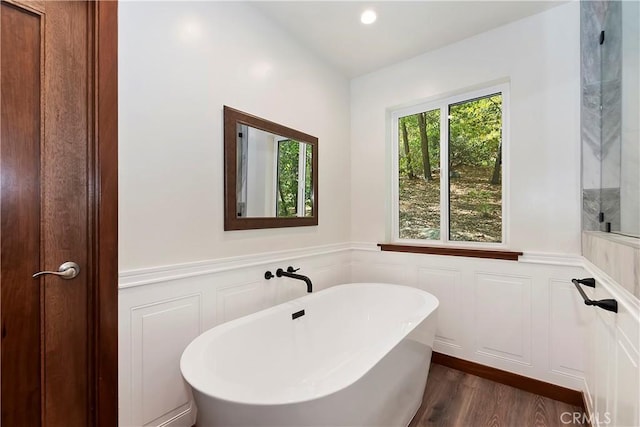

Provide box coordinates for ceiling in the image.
[251,1,567,78]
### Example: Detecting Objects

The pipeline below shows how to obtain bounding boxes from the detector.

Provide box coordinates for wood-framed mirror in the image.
[224,106,319,230]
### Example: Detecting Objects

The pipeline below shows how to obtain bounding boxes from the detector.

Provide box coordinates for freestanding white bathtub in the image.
[180,283,439,427]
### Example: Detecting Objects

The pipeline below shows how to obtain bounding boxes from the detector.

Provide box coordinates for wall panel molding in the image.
[417,267,463,349]
[129,294,201,426]
[473,273,532,365]
[216,281,266,323]
[548,279,590,380]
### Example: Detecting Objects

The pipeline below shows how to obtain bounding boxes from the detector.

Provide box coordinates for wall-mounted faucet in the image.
[276,266,313,293]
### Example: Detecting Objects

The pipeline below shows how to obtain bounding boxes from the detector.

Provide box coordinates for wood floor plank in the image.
[410,364,586,427]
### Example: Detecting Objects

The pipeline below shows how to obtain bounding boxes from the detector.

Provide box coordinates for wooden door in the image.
[0,1,118,425]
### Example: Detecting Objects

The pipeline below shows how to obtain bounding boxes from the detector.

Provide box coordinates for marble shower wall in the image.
[581,0,622,232]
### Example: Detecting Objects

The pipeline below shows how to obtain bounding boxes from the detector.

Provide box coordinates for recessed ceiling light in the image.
[360,9,377,25]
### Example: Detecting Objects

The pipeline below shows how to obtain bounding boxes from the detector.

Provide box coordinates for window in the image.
[392,84,508,246]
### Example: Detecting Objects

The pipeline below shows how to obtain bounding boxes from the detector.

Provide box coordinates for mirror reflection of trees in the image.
[398,94,503,242]
[277,140,299,217]
[276,141,313,217]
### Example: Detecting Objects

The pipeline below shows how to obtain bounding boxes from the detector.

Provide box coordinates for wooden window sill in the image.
[377,243,522,261]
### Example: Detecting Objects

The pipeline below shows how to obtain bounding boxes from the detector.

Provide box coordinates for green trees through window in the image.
[397,91,504,243]
[399,109,441,239]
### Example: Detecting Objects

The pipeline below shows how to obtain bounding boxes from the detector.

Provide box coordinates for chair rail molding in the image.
[119,242,352,288]
[583,258,640,318]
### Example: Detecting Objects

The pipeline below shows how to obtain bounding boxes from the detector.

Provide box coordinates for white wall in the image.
[350,2,581,254]
[119,1,351,271]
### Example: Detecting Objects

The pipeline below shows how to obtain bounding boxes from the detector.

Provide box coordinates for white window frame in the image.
[390,83,510,249]
[271,137,279,217]
[296,142,308,217]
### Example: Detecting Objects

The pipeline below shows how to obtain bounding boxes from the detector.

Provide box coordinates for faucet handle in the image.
[287,266,300,273]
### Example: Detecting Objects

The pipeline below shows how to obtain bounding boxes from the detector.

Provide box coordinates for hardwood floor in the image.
[410,364,586,427]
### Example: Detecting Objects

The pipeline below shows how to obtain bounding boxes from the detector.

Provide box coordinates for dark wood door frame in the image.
[90,1,118,425]
[1,0,118,425]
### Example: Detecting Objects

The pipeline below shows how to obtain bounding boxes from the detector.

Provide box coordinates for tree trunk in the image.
[277,178,290,216]
[400,118,415,179]
[491,142,502,185]
[417,112,432,181]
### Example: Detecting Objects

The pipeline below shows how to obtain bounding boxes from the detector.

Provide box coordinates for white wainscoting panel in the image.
[119,245,351,427]
[216,281,266,323]
[352,260,414,286]
[614,335,639,427]
[549,279,590,379]
[474,273,532,365]
[417,268,463,351]
[119,244,638,427]
[592,309,616,425]
[350,245,589,390]
[582,260,640,427]
[132,295,201,426]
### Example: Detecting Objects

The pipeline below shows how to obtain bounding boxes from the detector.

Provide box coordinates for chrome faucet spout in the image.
[276,268,313,293]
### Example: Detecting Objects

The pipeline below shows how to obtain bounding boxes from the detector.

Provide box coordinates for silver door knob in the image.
[33,261,80,280]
